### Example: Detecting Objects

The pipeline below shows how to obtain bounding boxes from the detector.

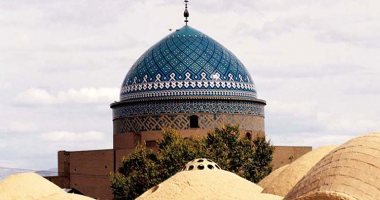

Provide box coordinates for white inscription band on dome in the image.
[121,89,257,101]
[121,79,256,100]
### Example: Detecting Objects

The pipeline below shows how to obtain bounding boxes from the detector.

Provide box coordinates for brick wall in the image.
[272,146,312,169]
[113,113,265,149]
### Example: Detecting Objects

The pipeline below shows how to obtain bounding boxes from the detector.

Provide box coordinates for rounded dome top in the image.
[121,26,257,101]
[183,158,221,171]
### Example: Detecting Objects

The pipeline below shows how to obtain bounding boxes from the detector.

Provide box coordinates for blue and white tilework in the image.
[112,100,264,119]
[121,26,257,101]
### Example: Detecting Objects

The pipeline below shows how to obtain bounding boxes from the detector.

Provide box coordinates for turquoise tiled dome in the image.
[121,26,257,101]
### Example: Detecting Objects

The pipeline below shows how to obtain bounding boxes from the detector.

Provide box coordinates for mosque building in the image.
[47,2,311,199]
[112,22,266,149]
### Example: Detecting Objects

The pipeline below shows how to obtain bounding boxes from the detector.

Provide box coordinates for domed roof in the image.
[120,26,257,101]
[183,158,221,171]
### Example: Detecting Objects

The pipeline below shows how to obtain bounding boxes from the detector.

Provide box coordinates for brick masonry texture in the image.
[284,133,380,200]
[113,113,265,134]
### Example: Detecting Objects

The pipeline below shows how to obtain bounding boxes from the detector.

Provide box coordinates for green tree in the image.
[204,125,273,182]
[244,137,274,182]
[158,129,205,179]
[111,126,273,200]
[110,145,161,200]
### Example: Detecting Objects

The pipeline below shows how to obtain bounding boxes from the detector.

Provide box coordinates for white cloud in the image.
[40,131,105,142]
[0,130,112,170]
[8,121,38,132]
[0,82,12,90]
[318,113,379,134]
[15,87,119,105]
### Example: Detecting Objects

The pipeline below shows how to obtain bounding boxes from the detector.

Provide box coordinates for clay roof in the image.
[259,146,337,197]
[0,172,93,200]
[136,170,283,200]
[284,133,380,200]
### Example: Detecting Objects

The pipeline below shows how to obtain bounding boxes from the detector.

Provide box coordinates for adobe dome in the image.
[284,133,380,200]
[259,146,337,196]
[120,26,257,102]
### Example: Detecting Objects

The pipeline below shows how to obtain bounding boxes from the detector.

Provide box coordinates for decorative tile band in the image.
[112,99,265,119]
[123,78,255,93]
[120,88,257,101]
[120,74,257,100]
[113,113,265,133]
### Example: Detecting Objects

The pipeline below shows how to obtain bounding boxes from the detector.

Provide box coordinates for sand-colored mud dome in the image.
[284,133,380,200]
[0,173,93,200]
[136,170,283,200]
[258,164,289,190]
[259,146,337,196]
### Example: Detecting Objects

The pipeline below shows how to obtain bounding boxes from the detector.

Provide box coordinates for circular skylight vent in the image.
[183,158,221,171]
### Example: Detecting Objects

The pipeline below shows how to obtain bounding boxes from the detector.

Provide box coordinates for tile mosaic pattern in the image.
[121,26,257,101]
[113,113,264,133]
[112,99,265,119]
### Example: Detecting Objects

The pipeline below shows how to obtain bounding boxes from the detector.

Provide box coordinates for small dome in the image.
[120,26,257,101]
[259,146,337,196]
[183,158,221,171]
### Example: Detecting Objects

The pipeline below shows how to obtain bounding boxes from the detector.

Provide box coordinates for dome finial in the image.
[184,0,190,25]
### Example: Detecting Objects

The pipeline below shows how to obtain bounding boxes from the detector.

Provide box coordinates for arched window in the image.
[190,115,199,128]
[134,133,142,146]
[245,132,252,140]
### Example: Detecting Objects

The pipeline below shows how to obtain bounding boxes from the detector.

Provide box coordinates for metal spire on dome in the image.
[184,0,190,25]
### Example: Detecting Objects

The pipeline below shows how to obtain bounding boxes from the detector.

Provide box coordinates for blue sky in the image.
[0,0,379,170]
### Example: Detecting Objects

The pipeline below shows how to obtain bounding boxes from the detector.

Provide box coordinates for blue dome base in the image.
[111,98,266,119]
